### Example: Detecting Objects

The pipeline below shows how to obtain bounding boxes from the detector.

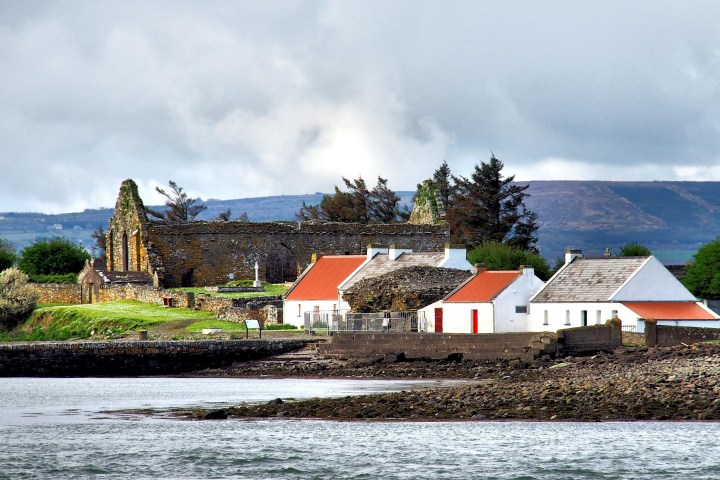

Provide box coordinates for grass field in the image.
[169,283,288,299]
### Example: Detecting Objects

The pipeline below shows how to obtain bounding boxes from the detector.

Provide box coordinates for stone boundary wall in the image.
[318,332,558,362]
[29,283,81,304]
[0,339,310,376]
[645,322,720,347]
[557,323,622,356]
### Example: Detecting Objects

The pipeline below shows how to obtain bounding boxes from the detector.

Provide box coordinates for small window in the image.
[297,304,302,317]
[611,310,618,319]
[515,305,528,314]
[596,310,602,325]
[543,310,549,326]
[565,310,571,326]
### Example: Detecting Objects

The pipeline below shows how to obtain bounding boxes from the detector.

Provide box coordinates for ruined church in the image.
[105,179,449,287]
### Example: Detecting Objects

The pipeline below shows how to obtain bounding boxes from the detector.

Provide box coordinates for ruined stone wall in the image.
[146,221,449,287]
[0,339,310,376]
[106,180,151,274]
[29,283,81,304]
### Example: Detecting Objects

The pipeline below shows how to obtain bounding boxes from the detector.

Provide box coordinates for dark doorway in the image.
[121,232,129,271]
[266,244,298,283]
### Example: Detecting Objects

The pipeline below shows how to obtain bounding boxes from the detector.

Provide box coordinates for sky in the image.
[2,1,720,213]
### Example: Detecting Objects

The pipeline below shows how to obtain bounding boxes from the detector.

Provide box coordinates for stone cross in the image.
[253,261,262,287]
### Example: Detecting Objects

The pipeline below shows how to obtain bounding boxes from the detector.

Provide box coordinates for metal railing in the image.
[622,325,637,333]
[304,310,425,333]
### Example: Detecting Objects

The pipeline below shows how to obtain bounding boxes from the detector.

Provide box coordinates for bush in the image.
[27,273,78,284]
[683,238,720,299]
[264,324,299,330]
[0,268,38,331]
[18,238,90,277]
[0,239,15,272]
[618,242,651,257]
[467,242,552,280]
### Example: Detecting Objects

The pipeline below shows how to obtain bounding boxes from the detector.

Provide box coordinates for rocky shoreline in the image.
[170,342,720,421]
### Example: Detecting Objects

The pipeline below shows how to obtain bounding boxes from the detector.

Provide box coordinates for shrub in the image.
[683,238,720,299]
[0,239,15,272]
[18,238,90,277]
[265,324,299,330]
[0,267,38,331]
[467,241,552,280]
[28,273,78,284]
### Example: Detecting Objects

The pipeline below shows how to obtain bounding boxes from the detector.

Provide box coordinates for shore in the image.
[170,342,720,421]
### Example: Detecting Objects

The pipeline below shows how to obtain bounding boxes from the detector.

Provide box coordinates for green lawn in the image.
[169,283,288,299]
[7,300,218,341]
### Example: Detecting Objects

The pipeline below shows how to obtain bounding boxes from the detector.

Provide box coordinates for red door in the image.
[471,309,479,334]
[434,308,444,333]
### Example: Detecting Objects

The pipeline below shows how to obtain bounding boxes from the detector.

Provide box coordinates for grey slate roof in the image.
[532,257,649,302]
[340,252,445,291]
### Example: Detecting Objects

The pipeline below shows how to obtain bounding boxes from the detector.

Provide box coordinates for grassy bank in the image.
[170,283,288,299]
[1,300,220,341]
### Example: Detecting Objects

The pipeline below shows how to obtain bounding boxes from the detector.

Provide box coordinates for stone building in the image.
[105,179,449,287]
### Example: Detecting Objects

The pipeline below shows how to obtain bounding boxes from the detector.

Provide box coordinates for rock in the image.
[203,409,228,420]
[549,362,572,370]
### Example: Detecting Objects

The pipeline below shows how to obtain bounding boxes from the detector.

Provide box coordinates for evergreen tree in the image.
[449,155,538,251]
[467,242,551,281]
[297,176,405,223]
[431,160,452,210]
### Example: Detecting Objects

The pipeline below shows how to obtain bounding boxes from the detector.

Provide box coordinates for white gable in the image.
[612,256,696,302]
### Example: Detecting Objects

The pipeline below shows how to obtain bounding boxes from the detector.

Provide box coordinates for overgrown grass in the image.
[170,283,288,299]
[5,300,216,342]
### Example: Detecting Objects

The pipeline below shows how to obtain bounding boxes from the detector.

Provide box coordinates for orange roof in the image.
[622,302,718,321]
[285,255,366,301]
[445,271,521,303]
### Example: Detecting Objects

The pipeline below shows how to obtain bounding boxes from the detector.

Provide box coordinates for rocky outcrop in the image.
[343,266,471,312]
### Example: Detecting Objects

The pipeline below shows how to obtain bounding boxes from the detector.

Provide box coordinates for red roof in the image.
[285,255,366,301]
[445,271,521,303]
[622,302,718,321]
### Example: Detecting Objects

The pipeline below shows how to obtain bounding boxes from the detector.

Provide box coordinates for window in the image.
[515,305,528,314]
[297,304,301,317]
[596,310,602,325]
[543,310,549,326]
[611,310,618,319]
[565,310,571,326]
[580,310,588,327]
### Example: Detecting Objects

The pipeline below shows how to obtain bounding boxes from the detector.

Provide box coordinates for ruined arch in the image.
[265,243,299,283]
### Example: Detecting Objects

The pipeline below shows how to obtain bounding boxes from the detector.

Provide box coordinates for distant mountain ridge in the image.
[2,181,719,264]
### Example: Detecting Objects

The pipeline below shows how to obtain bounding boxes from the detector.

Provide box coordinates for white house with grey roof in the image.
[528,249,719,332]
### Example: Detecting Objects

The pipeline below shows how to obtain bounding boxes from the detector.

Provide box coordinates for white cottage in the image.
[420,266,544,333]
[282,254,366,328]
[528,249,719,332]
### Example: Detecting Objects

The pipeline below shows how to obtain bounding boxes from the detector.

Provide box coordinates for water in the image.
[2,378,720,479]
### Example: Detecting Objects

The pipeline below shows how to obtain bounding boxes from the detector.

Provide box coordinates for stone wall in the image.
[318,332,558,362]
[29,283,81,304]
[645,321,720,347]
[557,323,623,356]
[147,221,449,287]
[0,339,310,376]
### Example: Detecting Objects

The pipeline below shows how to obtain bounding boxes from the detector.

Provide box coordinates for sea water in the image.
[2,377,720,479]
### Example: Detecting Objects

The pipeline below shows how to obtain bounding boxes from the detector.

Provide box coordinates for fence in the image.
[304,310,423,333]
[621,325,636,333]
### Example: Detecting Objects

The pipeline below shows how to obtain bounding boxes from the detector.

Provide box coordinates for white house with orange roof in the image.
[419,265,544,333]
[282,254,366,328]
[528,249,720,332]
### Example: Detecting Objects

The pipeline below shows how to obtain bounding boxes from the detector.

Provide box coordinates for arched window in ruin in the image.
[121,231,129,272]
[107,229,114,270]
[265,244,299,283]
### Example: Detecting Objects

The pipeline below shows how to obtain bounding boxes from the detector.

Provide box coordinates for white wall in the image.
[528,302,623,332]
[613,257,696,301]
[441,302,494,333]
[494,270,545,332]
[282,299,346,328]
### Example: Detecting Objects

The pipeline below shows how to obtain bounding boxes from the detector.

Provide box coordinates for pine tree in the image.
[449,155,539,251]
[146,180,207,222]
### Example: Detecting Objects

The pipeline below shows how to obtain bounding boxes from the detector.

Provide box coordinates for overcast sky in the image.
[2,1,720,213]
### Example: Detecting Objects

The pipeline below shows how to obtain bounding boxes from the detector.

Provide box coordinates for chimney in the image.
[388,244,412,261]
[366,244,389,260]
[604,247,611,258]
[519,264,535,277]
[474,263,488,275]
[564,248,583,265]
[442,243,468,269]
[310,253,318,263]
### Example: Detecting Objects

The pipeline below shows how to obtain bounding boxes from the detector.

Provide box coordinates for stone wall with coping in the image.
[557,323,623,356]
[645,321,720,347]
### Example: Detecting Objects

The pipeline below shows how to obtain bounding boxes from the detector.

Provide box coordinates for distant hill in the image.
[2,181,719,264]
